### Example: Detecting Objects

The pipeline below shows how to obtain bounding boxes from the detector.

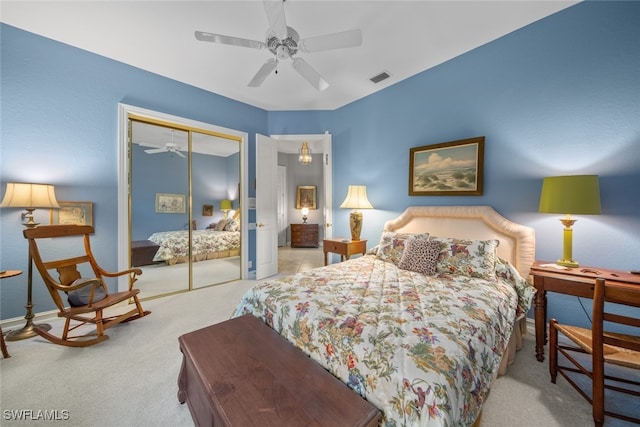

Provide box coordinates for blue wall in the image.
[130,144,238,240]
[2,1,639,326]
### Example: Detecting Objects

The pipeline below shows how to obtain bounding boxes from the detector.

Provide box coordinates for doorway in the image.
[256,133,332,279]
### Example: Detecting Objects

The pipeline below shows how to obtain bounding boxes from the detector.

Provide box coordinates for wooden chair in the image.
[24,225,150,347]
[549,278,640,426]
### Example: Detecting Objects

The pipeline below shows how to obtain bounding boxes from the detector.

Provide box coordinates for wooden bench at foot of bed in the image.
[131,240,160,267]
[177,314,382,427]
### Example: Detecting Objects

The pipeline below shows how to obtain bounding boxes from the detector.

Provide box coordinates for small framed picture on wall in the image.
[296,185,317,209]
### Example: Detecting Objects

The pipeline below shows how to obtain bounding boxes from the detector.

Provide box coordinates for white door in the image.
[322,132,333,243]
[277,165,287,247]
[256,134,279,279]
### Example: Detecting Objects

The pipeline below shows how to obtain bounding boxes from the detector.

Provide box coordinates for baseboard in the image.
[1,309,59,330]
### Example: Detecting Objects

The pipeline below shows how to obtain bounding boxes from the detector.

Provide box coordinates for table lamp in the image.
[301,207,309,224]
[220,199,232,219]
[539,175,601,267]
[0,182,60,340]
[340,185,373,241]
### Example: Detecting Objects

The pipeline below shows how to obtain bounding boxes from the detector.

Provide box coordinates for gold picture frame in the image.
[202,204,213,216]
[296,185,317,209]
[155,193,186,214]
[50,201,94,226]
[409,136,485,196]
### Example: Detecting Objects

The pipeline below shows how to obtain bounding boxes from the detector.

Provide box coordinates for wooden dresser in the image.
[290,223,319,248]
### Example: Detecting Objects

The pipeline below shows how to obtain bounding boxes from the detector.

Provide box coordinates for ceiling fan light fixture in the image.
[298,141,312,164]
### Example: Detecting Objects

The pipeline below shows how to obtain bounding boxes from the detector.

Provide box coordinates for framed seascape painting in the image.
[155,193,186,214]
[50,201,94,226]
[409,136,485,196]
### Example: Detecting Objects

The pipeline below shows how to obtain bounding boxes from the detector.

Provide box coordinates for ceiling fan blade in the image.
[291,58,329,91]
[263,0,287,40]
[195,31,265,50]
[299,29,363,53]
[248,58,278,87]
[144,148,166,154]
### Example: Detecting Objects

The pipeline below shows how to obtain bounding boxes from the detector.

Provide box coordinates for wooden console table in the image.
[323,238,367,266]
[530,261,640,362]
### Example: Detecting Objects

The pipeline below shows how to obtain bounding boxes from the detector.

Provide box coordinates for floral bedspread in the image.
[233,255,533,426]
[148,229,239,263]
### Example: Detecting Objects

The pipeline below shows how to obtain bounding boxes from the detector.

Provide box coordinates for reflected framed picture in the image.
[202,204,213,216]
[296,185,317,209]
[155,193,186,214]
[409,136,484,196]
[50,201,94,226]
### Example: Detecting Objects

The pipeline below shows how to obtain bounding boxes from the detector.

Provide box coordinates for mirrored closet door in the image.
[128,118,241,300]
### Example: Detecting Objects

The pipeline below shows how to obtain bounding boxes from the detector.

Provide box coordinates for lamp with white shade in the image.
[340,185,373,241]
[1,182,60,340]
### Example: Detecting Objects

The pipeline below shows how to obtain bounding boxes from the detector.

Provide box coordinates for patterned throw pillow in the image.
[398,238,441,275]
[376,231,430,265]
[214,219,228,231]
[223,219,240,232]
[431,236,500,280]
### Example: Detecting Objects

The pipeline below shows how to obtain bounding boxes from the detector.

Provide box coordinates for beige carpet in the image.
[1,248,636,426]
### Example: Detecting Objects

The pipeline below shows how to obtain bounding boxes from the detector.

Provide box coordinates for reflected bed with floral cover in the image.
[233,244,533,426]
[148,229,239,264]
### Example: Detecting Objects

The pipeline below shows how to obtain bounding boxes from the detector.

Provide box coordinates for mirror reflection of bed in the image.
[129,120,241,300]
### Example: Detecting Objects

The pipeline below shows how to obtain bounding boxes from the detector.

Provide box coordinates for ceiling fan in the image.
[144,142,186,158]
[195,0,362,91]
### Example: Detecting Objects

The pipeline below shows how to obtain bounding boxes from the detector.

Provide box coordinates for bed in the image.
[147,229,240,265]
[233,206,535,426]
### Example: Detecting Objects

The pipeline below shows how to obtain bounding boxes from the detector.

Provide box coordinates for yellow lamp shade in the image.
[539,175,601,215]
[220,199,232,211]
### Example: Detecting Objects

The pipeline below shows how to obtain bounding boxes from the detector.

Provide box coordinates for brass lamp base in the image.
[6,322,51,341]
[556,259,579,268]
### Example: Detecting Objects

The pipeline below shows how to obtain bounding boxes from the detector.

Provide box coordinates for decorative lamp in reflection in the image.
[340,185,373,241]
[298,141,312,164]
[0,182,60,340]
[301,207,309,224]
[539,175,601,267]
[220,199,232,219]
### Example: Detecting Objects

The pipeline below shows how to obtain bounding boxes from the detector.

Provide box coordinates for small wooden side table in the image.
[323,238,367,266]
[0,269,23,358]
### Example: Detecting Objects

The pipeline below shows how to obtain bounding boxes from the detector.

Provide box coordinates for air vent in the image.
[370,71,391,84]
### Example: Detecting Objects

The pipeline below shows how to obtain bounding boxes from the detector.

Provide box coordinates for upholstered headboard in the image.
[383,206,535,278]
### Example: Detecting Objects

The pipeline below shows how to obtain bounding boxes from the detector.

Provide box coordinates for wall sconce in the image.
[301,207,309,224]
[220,199,232,219]
[298,141,312,164]
[340,185,373,241]
[0,182,60,340]
[539,175,601,267]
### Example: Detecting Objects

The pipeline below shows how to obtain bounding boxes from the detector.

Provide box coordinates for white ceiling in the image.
[1,1,579,111]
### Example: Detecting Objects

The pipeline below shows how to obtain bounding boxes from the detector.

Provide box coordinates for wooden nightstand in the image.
[323,238,367,266]
[530,261,640,362]
[291,224,319,248]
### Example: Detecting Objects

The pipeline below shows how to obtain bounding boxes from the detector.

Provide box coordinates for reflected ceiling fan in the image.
[144,142,186,158]
[195,0,362,91]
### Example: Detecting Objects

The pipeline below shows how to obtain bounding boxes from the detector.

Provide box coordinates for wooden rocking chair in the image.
[24,225,150,347]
